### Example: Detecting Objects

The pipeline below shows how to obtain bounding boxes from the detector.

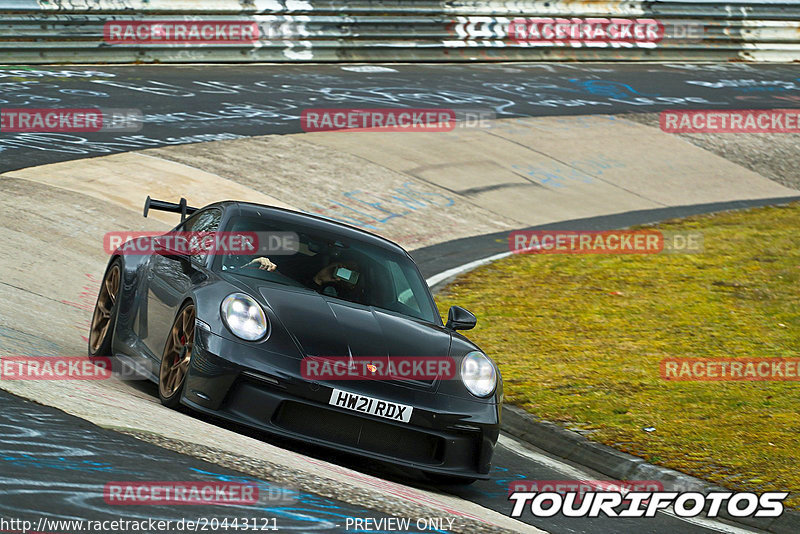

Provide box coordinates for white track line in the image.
[425,251,511,288]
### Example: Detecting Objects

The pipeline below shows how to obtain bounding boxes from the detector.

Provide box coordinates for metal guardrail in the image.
[0,1,799,63]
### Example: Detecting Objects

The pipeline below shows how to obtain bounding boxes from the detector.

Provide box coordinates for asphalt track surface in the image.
[2,63,797,533]
[0,390,401,533]
[1,62,800,173]
[414,197,800,281]
[0,380,760,534]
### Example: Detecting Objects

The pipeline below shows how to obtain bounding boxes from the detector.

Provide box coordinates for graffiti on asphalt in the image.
[0,396,435,532]
[0,65,796,167]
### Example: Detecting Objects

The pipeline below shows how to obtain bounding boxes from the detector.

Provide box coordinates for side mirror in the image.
[446,306,477,331]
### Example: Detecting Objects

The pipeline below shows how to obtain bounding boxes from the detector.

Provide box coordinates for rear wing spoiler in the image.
[143,196,198,222]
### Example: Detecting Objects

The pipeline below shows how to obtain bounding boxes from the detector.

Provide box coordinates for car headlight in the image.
[461,351,497,397]
[221,293,268,341]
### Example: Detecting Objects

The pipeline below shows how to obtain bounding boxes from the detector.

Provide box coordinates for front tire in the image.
[158,303,195,408]
[88,260,121,357]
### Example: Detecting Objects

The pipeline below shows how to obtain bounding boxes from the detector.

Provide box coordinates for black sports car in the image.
[89,197,502,482]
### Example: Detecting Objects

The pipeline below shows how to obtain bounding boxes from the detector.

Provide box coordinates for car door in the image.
[142,208,222,359]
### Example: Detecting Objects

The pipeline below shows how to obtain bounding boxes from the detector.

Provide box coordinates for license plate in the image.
[328,388,413,423]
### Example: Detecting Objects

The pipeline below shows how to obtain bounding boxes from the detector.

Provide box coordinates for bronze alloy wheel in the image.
[159,304,195,405]
[89,263,121,356]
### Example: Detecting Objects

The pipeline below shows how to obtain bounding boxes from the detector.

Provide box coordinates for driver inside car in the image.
[243,256,364,301]
[243,256,278,272]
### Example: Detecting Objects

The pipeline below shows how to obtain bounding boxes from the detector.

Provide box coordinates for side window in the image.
[388,261,422,314]
[183,208,222,265]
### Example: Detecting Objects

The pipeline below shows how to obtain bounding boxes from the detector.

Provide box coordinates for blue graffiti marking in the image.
[309,183,454,230]
[571,79,659,99]
[0,453,114,472]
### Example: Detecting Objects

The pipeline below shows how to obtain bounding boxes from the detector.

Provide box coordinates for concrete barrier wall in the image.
[1,1,799,63]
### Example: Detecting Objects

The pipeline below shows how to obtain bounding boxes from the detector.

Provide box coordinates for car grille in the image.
[273,401,443,465]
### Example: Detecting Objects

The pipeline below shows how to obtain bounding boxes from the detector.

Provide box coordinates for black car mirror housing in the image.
[446,306,477,331]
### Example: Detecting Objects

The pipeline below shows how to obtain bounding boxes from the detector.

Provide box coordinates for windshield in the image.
[216,215,438,324]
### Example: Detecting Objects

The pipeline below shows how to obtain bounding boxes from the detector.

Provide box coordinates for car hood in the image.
[211,274,489,399]
[256,283,452,378]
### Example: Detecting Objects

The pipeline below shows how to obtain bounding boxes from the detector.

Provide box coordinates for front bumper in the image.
[183,329,501,478]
